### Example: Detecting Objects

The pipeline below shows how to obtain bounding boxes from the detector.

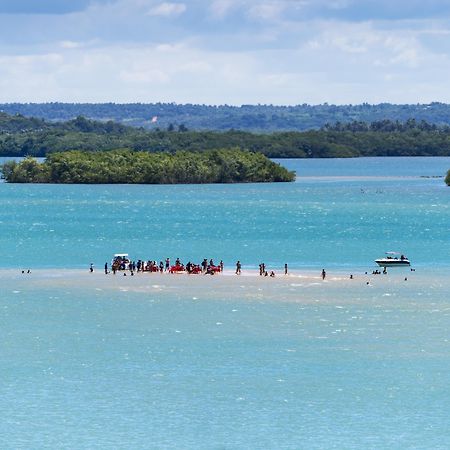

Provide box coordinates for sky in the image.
[1,0,450,105]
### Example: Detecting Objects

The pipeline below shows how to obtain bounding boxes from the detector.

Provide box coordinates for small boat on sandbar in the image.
[112,253,130,270]
[375,252,411,267]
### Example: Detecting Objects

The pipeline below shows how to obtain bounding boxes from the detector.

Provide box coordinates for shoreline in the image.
[0,265,434,282]
[0,266,415,279]
[2,267,445,306]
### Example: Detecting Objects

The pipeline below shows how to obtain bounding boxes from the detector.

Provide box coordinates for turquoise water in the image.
[275,156,449,177]
[0,157,449,269]
[1,157,450,449]
[1,271,450,449]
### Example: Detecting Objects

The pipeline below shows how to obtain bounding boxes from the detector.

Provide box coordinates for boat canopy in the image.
[114,253,129,258]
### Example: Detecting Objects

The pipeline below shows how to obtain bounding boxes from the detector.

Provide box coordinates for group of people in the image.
[107,256,224,276]
[255,262,282,277]
[94,256,328,280]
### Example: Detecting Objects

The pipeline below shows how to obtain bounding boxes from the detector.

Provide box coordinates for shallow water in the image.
[0,157,449,270]
[1,268,449,449]
[1,157,450,449]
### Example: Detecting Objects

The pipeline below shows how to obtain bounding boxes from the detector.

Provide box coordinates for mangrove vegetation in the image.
[1,113,450,158]
[1,149,295,184]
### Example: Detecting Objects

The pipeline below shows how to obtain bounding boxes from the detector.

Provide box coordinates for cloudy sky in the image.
[1,0,450,104]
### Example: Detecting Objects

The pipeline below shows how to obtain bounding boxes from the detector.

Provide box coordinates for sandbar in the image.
[1,267,448,306]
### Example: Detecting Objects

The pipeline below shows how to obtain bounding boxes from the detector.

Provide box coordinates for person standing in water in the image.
[235,261,241,275]
[321,269,326,280]
[284,263,288,275]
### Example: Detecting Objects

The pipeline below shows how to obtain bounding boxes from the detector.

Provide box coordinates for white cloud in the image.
[0,53,63,68]
[59,40,83,49]
[209,0,238,19]
[0,37,447,105]
[155,43,185,52]
[327,0,352,10]
[329,35,370,54]
[247,2,286,21]
[301,20,424,69]
[120,67,170,83]
[180,60,213,74]
[146,2,186,17]
[1,0,450,104]
[384,36,421,67]
[0,43,252,103]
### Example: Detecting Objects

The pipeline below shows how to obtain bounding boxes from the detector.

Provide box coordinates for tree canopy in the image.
[1,113,450,158]
[4,102,450,132]
[1,149,295,184]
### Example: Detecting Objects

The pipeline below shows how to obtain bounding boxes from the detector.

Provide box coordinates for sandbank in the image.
[1,267,447,305]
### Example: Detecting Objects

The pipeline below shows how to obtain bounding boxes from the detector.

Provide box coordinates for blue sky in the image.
[1,0,450,104]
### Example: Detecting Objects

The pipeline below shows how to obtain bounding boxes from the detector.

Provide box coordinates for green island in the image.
[446,170,450,186]
[1,149,295,184]
[1,113,450,158]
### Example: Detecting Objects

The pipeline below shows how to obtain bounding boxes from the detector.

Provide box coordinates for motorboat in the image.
[375,252,410,267]
[112,253,130,270]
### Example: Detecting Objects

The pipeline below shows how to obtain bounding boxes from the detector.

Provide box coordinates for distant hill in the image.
[3,102,450,132]
[0,111,48,133]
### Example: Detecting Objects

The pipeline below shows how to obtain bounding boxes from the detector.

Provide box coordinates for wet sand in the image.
[2,267,447,305]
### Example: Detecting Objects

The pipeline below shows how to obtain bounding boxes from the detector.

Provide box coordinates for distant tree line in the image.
[2,113,450,158]
[321,118,447,133]
[4,102,450,132]
[1,149,295,184]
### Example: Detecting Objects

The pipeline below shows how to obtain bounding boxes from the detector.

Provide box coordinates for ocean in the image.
[0,156,449,270]
[0,157,449,449]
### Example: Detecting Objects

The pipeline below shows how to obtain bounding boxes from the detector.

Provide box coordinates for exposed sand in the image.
[2,267,446,305]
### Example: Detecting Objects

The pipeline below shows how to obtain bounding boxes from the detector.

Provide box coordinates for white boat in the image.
[113,253,129,262]
[375,252,410,267]
[112,253,130,269]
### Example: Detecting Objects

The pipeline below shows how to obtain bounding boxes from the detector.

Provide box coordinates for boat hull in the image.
[375,259,410,267]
